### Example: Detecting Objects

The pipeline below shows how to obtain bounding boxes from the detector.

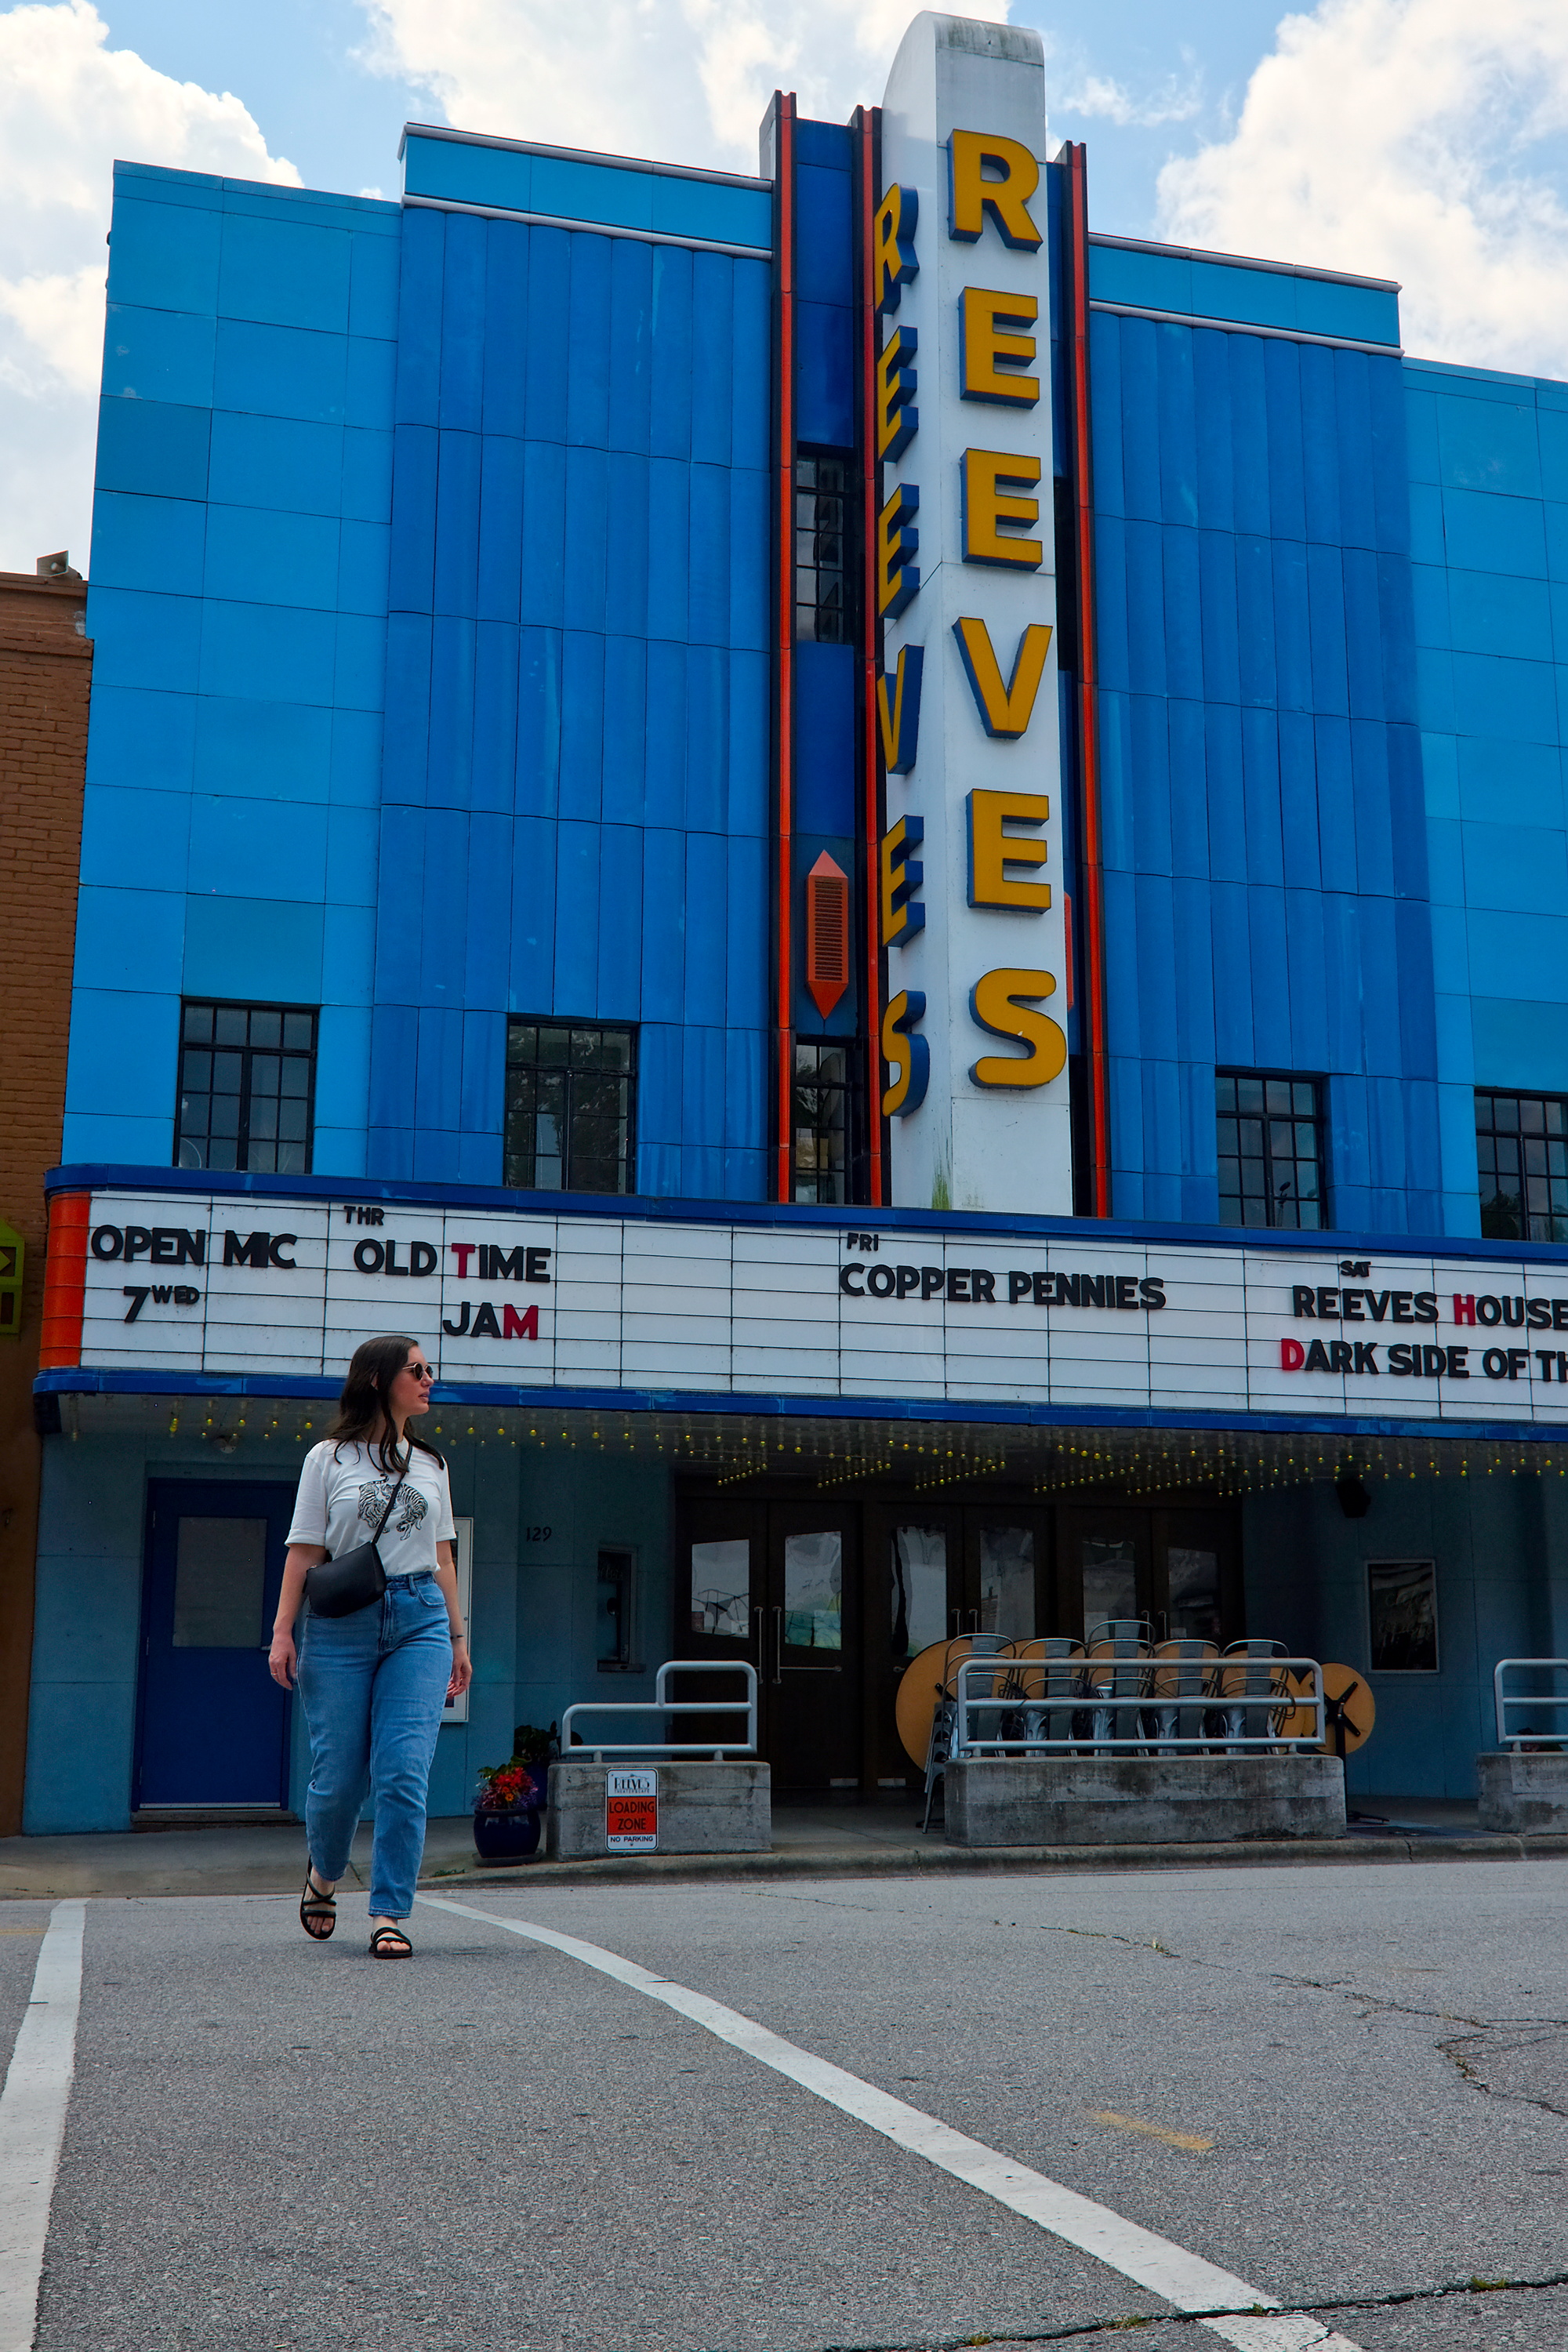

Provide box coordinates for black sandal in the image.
[368,1925,412,1958]
[299,1866,336,1942]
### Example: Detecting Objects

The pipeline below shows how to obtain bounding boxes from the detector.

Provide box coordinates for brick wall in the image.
[0,571,89,1835]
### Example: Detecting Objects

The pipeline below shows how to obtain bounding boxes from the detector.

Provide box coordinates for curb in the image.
[422,1828,1568,1892]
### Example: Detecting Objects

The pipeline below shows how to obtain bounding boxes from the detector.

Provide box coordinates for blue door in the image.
[136,1482,297,1807]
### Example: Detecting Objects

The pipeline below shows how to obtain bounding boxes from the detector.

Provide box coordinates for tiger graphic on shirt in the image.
[357,1476,428,1537]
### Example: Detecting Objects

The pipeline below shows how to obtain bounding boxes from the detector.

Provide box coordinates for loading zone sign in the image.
[606,1769,657,1853]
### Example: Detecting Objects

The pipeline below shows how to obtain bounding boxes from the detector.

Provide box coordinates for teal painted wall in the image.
[24,1426,672,1834]
[1243,1470,1563,1798]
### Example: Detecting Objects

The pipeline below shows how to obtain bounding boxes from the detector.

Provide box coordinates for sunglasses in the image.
[403,1363,435,1383]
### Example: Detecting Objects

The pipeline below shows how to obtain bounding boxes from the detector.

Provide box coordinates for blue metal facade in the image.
[71,139,1568,1234]
[1405,359,1568,1229]
[76,163,401,1176]
[31,97,1568,1831]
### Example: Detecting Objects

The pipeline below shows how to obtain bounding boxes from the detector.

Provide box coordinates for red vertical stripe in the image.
[1067,143,1112,1218]
[774,97,797,1205]
[858,107,885,1207]
[38,1190,88,1370]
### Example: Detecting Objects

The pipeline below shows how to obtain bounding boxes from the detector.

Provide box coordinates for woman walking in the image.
[268,1334,471,1955]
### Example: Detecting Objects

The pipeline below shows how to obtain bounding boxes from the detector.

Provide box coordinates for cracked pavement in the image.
[15,1857,1568,2349]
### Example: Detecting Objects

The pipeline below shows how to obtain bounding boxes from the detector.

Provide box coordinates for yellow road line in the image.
[1089,2108,1214,2154]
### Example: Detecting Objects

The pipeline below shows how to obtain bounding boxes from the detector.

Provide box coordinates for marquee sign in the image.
[874,16,1071,1218]
[44,1187,1568,1427]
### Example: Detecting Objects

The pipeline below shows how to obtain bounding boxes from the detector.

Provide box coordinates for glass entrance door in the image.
[1060,1508,1153,1642]
[677,1498,862,1791]
[763,1504,861,1790]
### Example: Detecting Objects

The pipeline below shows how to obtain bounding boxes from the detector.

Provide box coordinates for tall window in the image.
[1475,1090,1568,1241]
[794,453,854,643]
[793,1040,852,1205]
[176,1002,316,1174]
[1215,1070,1325,1229]
[504,1020,636,1195]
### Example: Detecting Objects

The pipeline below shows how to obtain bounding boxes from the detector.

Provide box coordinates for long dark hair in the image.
[328,1334,445,1472]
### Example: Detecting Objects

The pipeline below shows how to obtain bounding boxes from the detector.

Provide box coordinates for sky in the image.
[2,0,1567,572]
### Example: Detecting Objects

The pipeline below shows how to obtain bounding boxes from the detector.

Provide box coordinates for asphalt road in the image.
[9,1860,1568,2350]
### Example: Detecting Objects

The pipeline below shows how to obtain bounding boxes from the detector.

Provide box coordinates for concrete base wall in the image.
[1476,1750,1568,1832]
[944,1755,1347,1847]
[546,1761,771,1860]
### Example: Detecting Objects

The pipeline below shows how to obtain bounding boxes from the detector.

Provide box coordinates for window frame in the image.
[1214,1068,1328,1232]
[793,447,856,645]
[1474,1088,1568,1243]
[595,1544,638,1673]
[174,998,318,1178]
[503,1017,638,1198]
[792,1036,856,1206]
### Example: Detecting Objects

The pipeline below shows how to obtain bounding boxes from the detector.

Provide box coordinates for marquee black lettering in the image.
[485,1244,528,1281]
[1501,1295,1525,1327]
[1391,1291,1413,1322]
[946,1269,971,1301]
[1115,1276,1138,1309]
[1305,1339,1332,1372]
[526,1247,551,1283]
[90,1225,123,1260]
[869,1263,897,1297]
[1414,1292,1438,1323]
[1527,1298,1551,1330]
[1316,1287,1340,1319]
[1475,1294,1501,1326]
[1008,1270,1032,1303]
[1353,1341,1379,1374]
[123,1225,152,1261]
[443,1301,472,1334]
[1328,1340,1353,1374]
[471,1301,502,1339]
[1388,1343,1413,1374]
[1292,1286,1316,1316]
[224,1230,271,1269]
[896,1264,920,1298]
[970,1269,996,1302]
[839,1263,865,1297]
[1343,1290,1365,1322]
[1366,1290,1392,1322]
[1139,1277,1165,1310]
[1555,1300,1568,1330]
[269,1234,297,1270]
[1033,1270,1052,1305]
[920,1266,945,1300]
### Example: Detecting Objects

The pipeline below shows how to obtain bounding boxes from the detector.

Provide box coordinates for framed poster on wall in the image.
[441,1516,474,1724]
[1367,1558,1439,1672]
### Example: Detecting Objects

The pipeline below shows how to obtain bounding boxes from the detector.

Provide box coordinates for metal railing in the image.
[1493,1658,1568,1751]
[561,1660,759,1762]
[947,1646,1327,1759]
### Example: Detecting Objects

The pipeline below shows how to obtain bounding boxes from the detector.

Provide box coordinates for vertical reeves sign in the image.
[877,15,1070,1216]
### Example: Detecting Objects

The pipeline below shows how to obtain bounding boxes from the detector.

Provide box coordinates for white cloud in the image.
[1156,0,1568,379]
[354,0,948,171]
[1054,64,1203,131]
[0,0,299,573]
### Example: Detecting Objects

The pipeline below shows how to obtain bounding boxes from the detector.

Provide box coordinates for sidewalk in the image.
[2,1795,1565,1899]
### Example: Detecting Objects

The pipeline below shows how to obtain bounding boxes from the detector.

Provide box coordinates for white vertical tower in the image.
[877,13,1073,1214]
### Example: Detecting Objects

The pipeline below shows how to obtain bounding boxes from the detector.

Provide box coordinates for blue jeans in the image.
[297,1573,452,1918]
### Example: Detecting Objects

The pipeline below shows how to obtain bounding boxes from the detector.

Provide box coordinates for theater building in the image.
[24,9,1568,1831]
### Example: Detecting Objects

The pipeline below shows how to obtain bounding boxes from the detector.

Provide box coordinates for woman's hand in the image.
[269,1628,297,1690]
[447,1637,473,1701]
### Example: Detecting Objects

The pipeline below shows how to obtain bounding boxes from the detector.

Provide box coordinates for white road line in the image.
[419,1895,1361,2352]
[0,1902,85,2352]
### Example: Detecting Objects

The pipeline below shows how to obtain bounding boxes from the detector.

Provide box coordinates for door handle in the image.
[772,1604,784,1686]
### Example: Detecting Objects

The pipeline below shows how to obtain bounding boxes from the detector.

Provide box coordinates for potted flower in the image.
[471,1724,557,1864]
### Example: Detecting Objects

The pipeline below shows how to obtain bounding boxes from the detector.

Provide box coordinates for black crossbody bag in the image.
[304,1456,408,1619]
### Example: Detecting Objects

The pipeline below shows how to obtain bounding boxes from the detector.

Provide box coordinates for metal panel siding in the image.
[1087,309,1448,1232]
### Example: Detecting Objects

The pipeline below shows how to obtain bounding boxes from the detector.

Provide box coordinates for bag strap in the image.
[369,1449,411,1543]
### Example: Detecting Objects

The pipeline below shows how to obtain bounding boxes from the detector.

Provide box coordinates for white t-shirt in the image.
[288,1440,456,1580]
